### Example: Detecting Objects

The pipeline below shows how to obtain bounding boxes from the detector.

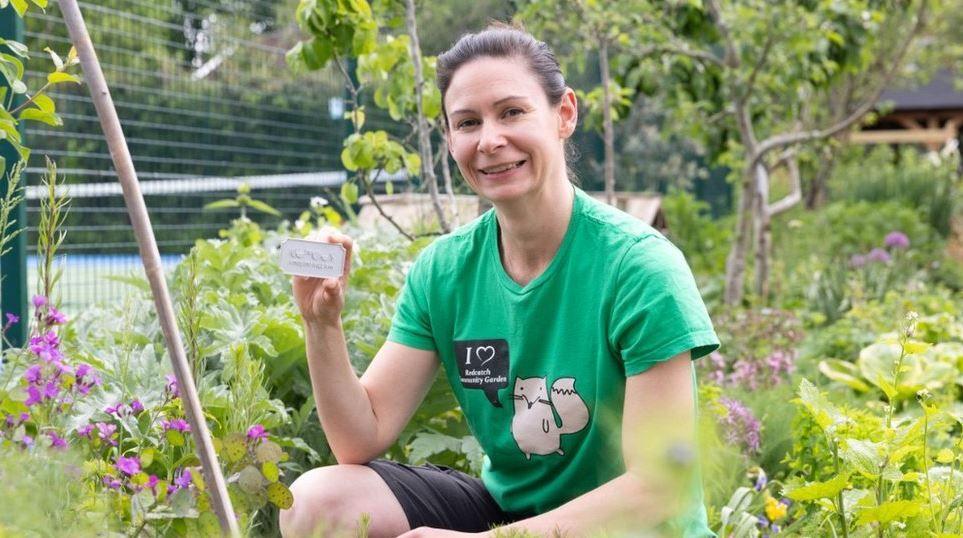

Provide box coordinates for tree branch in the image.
[635,43,725,67]
[739,30,776,106]
[768,154,802,216]
[360,169,413,241]
[706,0,739,68]
[750,0,928,169]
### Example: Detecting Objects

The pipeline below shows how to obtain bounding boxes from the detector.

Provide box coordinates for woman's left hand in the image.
[398,527,483,537]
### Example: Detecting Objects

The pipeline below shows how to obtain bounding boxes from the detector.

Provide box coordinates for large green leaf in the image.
[819,359,870,391]
[854,500,923,525]
[785,473,850,501]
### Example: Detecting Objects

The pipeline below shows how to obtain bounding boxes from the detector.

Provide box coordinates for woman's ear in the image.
[557,87,578,139]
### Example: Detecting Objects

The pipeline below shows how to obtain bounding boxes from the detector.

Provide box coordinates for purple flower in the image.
[32,295,47,309]
[247,424,267,441]
[23,364,43,384]
[95,422,117,445]
[719,397,762,455]
[25,385,43,406]
[47,431,67,449]
[21,434,34,448]
[850,254,867,269]
[164,374,179,398]
[75,363,91,379]
[76,423,94,438]
[43,380,60,400]
[130,399,145,415]
[47,306,67,325]
[3,312,18,327]
[146,474,159,492]
[102,476,122,490]
[173,469,192,489]
[884,231,910,250]
[867,248,892,264]
[115,455,141,476]
[161,418,191,433]
[104,402,127,417]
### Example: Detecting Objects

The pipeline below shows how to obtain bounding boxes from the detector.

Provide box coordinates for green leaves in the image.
[854,500,923,526]
[340,130,420,177]
[785,473,850,501]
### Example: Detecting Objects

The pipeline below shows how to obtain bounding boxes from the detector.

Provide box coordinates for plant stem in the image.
[10,82,52,115]
[833,443,850,538]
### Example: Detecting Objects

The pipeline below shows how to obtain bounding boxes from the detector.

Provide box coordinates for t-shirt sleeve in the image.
[387,248,437,352]
[609,235,720,376]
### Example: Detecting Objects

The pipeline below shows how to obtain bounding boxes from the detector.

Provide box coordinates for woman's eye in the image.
[505,108,524,117]
[457,119,478,129]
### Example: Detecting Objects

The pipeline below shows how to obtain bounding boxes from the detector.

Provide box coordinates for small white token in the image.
[278,238,346,278]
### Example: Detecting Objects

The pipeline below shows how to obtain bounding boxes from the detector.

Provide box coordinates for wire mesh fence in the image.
[22,0,372,310]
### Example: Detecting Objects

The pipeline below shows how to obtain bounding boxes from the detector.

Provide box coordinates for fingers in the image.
[309,226,354,280]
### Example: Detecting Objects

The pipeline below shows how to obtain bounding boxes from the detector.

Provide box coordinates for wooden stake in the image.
[57,1,239,535]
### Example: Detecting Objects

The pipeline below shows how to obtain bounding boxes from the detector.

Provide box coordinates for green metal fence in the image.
[18,0,371,311]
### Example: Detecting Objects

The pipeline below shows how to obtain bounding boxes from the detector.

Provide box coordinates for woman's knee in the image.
[279,464,408,538]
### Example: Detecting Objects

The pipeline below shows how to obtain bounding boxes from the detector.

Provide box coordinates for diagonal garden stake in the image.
[57,1,240,535]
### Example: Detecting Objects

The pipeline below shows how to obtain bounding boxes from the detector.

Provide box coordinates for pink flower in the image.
[164,374,179,398]
[25,385,43,406]
[115,455,140,476]
[23,364,43,384]
[76,423,94,438]
[95,422,117,445]
[160,418,191,433]
[884,231,910,250]
[31,295,47,309]
[43,381,60,400]
[47,306,67,325]
[867,248,892,264]
[47,431,68,449]
[247,424,267,441]
[3,312,18,328]
[130,399,145,415]
[173,468,192,490]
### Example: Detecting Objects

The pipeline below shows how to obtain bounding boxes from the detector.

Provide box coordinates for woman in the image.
[281,25,719,538]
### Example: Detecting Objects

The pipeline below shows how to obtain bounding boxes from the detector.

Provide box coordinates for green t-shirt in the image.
[388,187,719,536]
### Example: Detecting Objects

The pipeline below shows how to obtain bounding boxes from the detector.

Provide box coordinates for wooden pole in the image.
[56,1,239,535]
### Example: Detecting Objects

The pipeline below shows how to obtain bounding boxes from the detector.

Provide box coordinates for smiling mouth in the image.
[479,160,526,175]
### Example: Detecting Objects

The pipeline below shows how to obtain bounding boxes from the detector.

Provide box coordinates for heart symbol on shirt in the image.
[476,346,496,366]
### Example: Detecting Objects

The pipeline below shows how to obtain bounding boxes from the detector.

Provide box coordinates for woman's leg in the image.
[279,464,410,538]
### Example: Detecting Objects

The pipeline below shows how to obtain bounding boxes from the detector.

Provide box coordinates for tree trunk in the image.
[804,148,835,209]
[754,164,771,300]
[723,164,760,305]
[439,135,457,222]
[404,0,449,233]
[599,40,616,206]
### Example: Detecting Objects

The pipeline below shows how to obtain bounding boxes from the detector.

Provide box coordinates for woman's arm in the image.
[305,323,439,464]
[294,229,440,464]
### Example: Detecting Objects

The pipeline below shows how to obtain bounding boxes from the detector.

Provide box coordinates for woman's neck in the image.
[495,180,575,285]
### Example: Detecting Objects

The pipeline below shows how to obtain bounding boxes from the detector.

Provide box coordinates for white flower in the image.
[941,138,959,158]
[294,219,305,231]
[310,196,329,210]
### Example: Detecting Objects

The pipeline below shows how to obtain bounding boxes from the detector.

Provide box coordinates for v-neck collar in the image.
[488,186,582,295]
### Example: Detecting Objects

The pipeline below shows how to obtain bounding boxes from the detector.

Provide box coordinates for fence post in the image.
[0,5,27,349]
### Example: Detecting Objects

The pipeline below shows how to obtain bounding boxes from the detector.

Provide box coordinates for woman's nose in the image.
[477,122,507,154]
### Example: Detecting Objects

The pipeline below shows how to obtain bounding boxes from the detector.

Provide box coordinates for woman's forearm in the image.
[303,319,382,463]
[495,472,677,537]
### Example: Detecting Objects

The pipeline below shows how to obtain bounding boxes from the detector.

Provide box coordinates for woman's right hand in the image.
[291,228,354,326]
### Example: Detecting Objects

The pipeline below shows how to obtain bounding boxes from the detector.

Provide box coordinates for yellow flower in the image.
[765,495,788,522]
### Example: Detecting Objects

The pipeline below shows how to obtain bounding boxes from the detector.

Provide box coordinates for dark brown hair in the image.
[436,23,567,126]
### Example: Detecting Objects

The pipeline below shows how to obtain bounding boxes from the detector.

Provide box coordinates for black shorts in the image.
[366,459,534,532]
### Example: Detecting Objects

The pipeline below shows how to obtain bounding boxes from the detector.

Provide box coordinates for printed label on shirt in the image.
[453,339,509,407]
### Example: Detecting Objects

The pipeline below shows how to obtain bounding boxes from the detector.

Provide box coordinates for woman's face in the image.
[444,56,577,205]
